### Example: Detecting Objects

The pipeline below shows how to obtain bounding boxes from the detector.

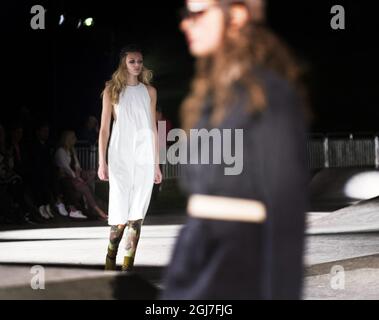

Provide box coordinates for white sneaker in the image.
[56,203,69,217]
[45,205,55,218]
[38,205,50,220]
[69,210,87,219]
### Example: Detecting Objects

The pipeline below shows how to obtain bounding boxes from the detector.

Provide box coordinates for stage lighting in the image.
[84,17,94,27]
[58,14,65,26]
[77,19,82,28]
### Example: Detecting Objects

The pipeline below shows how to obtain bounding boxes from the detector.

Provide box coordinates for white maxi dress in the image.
[107,82,155,225]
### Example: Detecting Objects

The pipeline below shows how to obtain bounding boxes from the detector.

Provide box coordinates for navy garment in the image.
[161,67,309,300]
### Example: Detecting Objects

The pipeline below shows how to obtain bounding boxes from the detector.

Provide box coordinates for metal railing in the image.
[308,133,379,169]
[76,142,98,172]
[76,141,182,180]
[76,133,379,179]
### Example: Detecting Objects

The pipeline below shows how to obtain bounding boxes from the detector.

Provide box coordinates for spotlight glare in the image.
[345,172,379,199]
[84,17,94,27]
[59,14,65,26]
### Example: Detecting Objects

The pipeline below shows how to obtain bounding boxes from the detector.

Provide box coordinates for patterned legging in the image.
[105,220,142,271]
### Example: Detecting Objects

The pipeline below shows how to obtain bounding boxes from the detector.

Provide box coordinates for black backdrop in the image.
[1,0,378,137]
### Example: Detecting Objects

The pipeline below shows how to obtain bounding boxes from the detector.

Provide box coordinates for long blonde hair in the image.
[103,47,153,105]
[59,130,80,168]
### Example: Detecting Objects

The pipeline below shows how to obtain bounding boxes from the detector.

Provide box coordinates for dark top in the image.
[79,128,98,145]
[24,139,53,184]
[161,67,309,300]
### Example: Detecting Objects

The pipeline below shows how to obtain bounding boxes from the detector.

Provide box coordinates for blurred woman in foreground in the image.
[162,0,309,300]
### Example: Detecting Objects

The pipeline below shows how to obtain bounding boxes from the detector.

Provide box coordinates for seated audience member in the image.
[54,130,108,220]
[79,116,99,145]
[0,124,36,224]
[24,122,56,220]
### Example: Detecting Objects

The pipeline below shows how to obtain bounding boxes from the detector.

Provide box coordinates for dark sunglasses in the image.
[178,3,219,21]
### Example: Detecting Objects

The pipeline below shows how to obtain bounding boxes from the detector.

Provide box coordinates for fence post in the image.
[323,136,329,168]
[375,136,379,169]
[90,144,97,171]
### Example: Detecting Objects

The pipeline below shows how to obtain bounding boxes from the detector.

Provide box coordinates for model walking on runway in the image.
[98,45,163,271]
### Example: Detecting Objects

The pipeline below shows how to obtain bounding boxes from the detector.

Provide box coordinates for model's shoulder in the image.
[145,85,157,96]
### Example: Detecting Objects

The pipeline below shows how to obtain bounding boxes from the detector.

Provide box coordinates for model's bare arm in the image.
[148,85,163,184]
[98,86,112,181]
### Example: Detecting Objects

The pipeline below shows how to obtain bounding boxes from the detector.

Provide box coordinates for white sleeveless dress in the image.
[107,82,155,225]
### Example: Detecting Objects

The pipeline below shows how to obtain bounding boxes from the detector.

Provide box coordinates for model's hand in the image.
[98,163,109,181]
[154,165,163,184]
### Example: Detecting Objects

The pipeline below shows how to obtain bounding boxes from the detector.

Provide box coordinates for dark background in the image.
[1,0,378,138]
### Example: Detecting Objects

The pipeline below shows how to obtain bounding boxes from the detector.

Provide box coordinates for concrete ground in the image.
[0,211,183,300]
[2,169,379,300]
[2,214,379,300]
[304,255,379,300]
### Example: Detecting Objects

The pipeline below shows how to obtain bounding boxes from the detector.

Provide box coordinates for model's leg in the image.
[105,224,126,271]
[122,220,143,272]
